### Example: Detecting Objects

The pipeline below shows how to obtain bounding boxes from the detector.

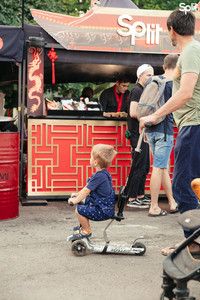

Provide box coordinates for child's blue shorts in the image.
[77,204,114,221]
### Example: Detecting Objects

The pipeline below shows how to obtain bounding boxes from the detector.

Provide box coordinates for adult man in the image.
[124,64,154,208]
[140,10,200,255]
[99,75,130,112]
[146,54,178,217]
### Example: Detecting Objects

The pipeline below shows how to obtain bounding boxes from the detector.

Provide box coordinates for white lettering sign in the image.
[179,2,200,14]
[117,14,163,46]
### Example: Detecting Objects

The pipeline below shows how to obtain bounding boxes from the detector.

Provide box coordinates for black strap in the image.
[102,244,108,254]
[164,117,167,142]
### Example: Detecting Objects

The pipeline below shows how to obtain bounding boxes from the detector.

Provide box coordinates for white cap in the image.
[136,64,153,78]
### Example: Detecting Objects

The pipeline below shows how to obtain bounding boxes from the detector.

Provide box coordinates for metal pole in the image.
[19,57,26,202]
[21,0,25,29]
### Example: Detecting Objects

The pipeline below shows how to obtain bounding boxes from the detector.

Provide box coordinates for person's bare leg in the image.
[76,210,92,234]
[161,169,177,211]
[149,167,163,214]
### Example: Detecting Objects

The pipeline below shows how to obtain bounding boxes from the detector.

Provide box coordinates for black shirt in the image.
[127,83,143,138]
[99,86,129,112]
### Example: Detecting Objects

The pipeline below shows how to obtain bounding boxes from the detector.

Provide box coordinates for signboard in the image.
[31,7,200,54]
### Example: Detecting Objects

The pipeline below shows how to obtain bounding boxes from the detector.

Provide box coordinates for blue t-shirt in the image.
[85,169,115,212]
[146,81,174,135]
[86,169,113,198]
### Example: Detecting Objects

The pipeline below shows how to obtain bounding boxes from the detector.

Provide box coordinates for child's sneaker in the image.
[127,198,149,209]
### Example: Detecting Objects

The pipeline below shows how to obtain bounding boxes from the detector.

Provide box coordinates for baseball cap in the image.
[136,64,153,78]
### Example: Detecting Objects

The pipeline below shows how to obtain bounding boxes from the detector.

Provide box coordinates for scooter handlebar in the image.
[68,199,75,206]
[135,128,145,153]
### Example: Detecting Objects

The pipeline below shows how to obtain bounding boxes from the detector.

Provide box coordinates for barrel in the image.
[0,132,19,220]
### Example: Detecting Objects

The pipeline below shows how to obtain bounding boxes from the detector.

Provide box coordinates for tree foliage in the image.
[134,0,194,10]
[0,0,195,26]
[0,0,91,26]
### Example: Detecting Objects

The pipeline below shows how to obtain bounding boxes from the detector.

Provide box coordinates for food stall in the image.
[0,26,24,217]
[23,1,200,201]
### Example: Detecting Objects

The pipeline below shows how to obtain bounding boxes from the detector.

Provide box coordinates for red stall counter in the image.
[27,118,177,198]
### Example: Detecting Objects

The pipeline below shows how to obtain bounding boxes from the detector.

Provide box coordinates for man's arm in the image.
[140,72,198,129]
[99,90,108,111]
[129,101,139,119]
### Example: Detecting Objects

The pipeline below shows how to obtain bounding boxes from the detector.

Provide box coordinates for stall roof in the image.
[31,7,178,54]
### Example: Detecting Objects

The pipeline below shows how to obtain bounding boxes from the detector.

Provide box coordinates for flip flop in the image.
[148,210,167,217]
[169,207,179,214]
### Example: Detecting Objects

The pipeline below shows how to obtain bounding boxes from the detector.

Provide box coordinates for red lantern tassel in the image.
[52,61,55,85]
[47,48,58,85]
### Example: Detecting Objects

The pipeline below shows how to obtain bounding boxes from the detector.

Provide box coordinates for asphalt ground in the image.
[0,201,200,300]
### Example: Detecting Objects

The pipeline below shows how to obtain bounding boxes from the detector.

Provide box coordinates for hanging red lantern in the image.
[47,48,58,85]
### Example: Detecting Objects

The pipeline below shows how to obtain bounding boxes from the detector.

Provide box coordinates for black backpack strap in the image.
[164,118,167,142]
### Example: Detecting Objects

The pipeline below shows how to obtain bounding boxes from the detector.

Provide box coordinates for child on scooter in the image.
[68,144,117,238]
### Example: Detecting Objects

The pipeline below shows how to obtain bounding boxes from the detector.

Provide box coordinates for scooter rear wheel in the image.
[132,242,146,255]
[71,240,87,256]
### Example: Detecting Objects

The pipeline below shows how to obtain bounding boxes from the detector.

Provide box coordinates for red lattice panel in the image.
[28,119,177,197]
[28,119,131,196]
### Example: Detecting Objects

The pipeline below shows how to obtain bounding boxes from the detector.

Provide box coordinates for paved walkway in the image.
[0,201,199,300]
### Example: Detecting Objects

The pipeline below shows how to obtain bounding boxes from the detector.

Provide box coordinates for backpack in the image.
[136,76,166,125]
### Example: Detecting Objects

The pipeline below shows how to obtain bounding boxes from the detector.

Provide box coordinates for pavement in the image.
[0,201,200,300]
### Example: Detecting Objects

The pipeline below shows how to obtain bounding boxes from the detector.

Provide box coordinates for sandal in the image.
[148,210,167,217]
[169,206,179,214]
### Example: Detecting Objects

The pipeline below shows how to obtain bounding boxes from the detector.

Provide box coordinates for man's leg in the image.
[149,167,163,214]
[127,141,149,201]
[173,126,200,237]
[162,169,177,211]
[75,210,91,235]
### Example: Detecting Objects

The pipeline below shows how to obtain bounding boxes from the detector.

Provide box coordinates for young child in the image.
[68,144,117,238]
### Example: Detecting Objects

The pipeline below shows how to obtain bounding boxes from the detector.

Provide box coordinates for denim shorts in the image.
[146,132,173,168]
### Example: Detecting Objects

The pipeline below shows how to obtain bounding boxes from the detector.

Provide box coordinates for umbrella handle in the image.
[135,128,145,153]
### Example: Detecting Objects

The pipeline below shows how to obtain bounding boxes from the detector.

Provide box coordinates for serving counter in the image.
[27,117,177,199]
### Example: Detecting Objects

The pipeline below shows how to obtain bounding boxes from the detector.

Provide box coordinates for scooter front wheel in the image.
[132,242,146,256]
[71,240,87,256]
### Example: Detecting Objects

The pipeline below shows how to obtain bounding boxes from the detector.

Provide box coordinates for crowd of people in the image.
[69,9,200,257]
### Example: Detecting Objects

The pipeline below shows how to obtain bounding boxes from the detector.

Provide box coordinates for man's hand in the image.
[139,114,160,132]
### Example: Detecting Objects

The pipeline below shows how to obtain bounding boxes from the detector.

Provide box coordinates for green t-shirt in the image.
[173,39,200,128]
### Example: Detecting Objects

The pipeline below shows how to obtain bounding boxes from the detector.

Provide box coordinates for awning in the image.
[0,26,24,62]
[24,24,165,83]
